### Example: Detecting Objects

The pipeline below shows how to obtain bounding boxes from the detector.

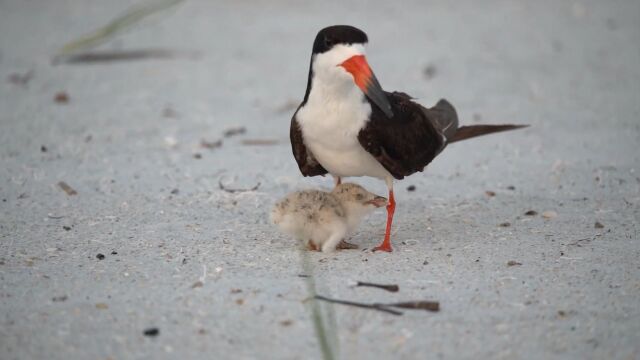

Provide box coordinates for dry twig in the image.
[314,295,403,316]
[355,281,399,293]
[218,180,260,193]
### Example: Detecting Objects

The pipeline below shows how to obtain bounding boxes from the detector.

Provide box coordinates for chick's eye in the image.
[355,194,364,200]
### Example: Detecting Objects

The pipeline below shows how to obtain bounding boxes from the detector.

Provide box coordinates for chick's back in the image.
[271,190,346,240]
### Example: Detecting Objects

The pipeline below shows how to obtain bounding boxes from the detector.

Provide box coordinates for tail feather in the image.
[449,124,528,143]
[428,99,459,141]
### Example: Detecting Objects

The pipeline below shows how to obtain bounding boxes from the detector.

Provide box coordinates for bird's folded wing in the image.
[358,92,447,179]
[290,115,328,177]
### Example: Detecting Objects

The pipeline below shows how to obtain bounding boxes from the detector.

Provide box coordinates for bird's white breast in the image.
[296,77,391,180]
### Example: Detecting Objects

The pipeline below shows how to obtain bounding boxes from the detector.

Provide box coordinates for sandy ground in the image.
[1,0,639,359]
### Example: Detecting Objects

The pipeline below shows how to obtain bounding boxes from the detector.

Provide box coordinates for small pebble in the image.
[111,251,118,255]
[170,188,179,195]
[95,303,108,309]
[499,222,511,227]
[406,185,416,192]
[193,153,202,159]
[542,210,558,219]
[507,186,516,190]
[164,136,178,148]
[485,191,496,197]
[40,145,48,153]
[63,226,71,231]
[143,328,159,337]
[524,210,538,216]
[507,260,522,266]
[280,320,293,327]
[594,221,604,229]
[52,295,68,302]
[423,64,437,80]
[162,107,178,118]
[96,253,105,260]
[54,92,69,104]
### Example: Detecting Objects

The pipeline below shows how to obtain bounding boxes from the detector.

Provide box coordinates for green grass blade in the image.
[57,0,184,56]
[300,247,339,360]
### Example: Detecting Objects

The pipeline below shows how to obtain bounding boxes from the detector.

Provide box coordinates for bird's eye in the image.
[355,194,364,200]
[324,36,335,48]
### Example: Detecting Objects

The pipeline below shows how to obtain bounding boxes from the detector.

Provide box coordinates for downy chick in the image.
[271,183,387,252]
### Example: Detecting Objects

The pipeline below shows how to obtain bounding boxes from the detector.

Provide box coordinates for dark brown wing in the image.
[358,92,458,180]
[290,111,328,177]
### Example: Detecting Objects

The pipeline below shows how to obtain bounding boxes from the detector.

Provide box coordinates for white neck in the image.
[307,44,367,106]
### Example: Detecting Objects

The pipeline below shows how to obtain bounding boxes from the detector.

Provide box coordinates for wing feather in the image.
[358,92,458,179]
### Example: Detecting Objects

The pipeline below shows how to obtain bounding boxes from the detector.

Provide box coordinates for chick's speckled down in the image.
[271,183,386,252]
[273,189,345,224]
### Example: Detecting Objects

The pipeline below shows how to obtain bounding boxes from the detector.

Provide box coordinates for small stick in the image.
[223,127,246,138]
[314,295,403,316]
[382,301,440,312]
[58,181,77,196]
[355,281,399,293]
[567,238,591,247]
[200,139,222,149]
[218,180,260,193]
[241,139,279,146]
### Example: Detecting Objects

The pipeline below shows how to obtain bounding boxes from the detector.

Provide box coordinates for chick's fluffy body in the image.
[271,183,384,252]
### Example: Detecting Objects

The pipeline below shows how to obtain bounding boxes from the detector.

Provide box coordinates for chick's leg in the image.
[336,239,359,250]
[307,240,319,251]
[321,225,347,253]
[333,175,342,188]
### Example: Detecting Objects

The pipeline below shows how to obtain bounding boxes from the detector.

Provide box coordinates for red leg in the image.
[373,189,395,252]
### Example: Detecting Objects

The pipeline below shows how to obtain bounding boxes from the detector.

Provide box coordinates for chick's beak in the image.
[365,196,388,208]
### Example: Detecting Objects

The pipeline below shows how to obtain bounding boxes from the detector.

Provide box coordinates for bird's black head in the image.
[312,25,368,54]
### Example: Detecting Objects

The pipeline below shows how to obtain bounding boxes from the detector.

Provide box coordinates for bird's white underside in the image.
[297,44,394,187]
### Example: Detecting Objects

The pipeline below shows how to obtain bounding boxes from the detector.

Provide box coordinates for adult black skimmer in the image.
[271,183,387,252]
[290,25,526,252]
